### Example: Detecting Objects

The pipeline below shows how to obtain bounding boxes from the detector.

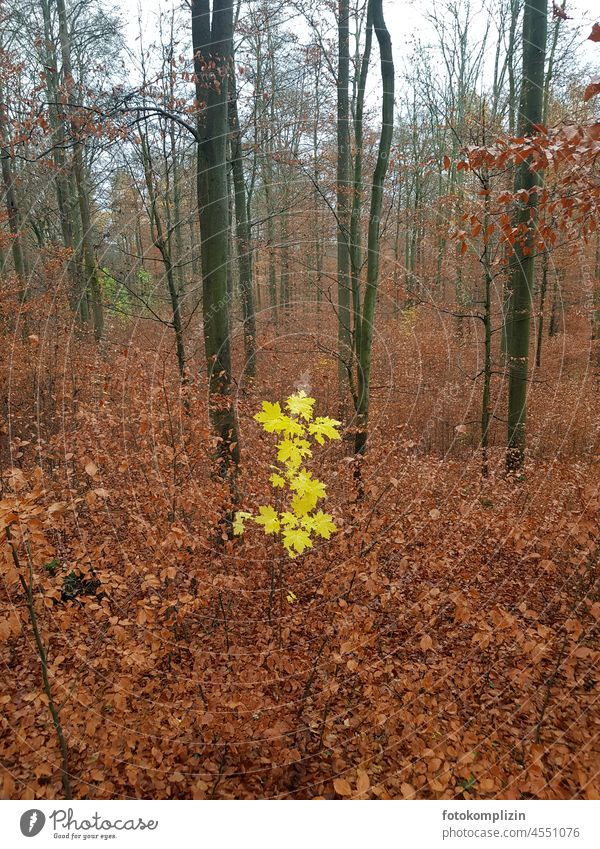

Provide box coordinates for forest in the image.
[0,0,599,802]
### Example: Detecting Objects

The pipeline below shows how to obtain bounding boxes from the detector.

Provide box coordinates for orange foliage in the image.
[1,275,599,801]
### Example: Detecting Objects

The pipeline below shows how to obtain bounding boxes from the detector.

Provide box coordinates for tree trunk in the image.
[480,172,493,477]
[263,173,277,325]
[56,0,103,340]
[170,123,185,297]
[140,133,186,383]
[535,247,549,369]
[354,0,394,454]
[337,0,352,408]
[229,71,257,378]
[501,0,521,357]
[41,0,79,308]
[312,65,323,312]
[592,233,600,365]
[0,92,29,294]
[534,0,565,370]
[349,2,372,393]
[548,274,560,338]
[279,205,290,313]
[192,0,240,473]
[505,0,547,471]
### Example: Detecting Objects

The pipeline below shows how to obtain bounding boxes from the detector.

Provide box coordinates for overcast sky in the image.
[117,0,599,93]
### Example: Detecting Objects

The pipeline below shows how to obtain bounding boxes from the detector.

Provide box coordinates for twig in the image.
[6,530,73,797]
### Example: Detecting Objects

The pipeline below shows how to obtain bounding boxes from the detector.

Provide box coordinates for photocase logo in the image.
[20,809,46,837]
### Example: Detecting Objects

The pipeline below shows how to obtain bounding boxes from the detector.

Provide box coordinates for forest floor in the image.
[1,308,599,800]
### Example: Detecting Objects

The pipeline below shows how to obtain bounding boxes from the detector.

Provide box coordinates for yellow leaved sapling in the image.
[234,391,340,557]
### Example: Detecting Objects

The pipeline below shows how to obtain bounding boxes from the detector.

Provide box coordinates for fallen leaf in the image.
[333,777,352,796]
[420,634,433,651]
[356,769,370,794]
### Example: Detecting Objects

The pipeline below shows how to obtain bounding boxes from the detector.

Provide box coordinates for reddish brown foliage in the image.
[1,283,599,801]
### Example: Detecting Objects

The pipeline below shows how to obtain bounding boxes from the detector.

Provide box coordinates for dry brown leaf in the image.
[420,634,433,651]
[356,769,370,794]
[333,777,353,797]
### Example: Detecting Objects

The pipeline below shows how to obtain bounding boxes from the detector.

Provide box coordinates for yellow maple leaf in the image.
[289,469,326,501]
[302,510,337,539]
[308,416,342,445]
[254,505,280,534]
[233,511,251,536]
[286,390,315,421]
[282,527,313,557]
[277,438,312,468]
[254,400,284,432]
[291,492,319,516]
[280,511,298,528]
[280,417,306,438]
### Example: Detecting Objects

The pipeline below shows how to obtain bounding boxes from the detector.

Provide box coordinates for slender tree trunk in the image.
[534,0,564,369]
[73,153,103,339]
[480,172,493,476]
[188,209,202,284]
[501,0,521,357]
[229,72,257,377]
[409,93,420,295]
[507,0,519,137]
[0,92,29,295]
[312,69,323,311]
[56,0,103,339]
[226,168,234,301]
[140,133,186,383]
[170,124,185,297]
[404,189,412,301]
[436,168,446,293]
[592,232,600,364]
[262,129,278,325]
[41,0,79,308]
[279,205,290,312]
[349,2,372,392]
[393,172,402,316]
[543,0,565,125]
[548,274,560,338]
[192,0,240,472]
[337,0,352,407]
[535,247,549,369]
[354,0,394,454]
[68,169,88,322]
[505,0,547,471]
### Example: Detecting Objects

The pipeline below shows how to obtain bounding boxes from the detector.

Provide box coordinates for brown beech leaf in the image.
[420,634,434,651]
[583,81,600,102]
[588,23,600,42]
[333,777,353,796]
[356,769,370,794]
